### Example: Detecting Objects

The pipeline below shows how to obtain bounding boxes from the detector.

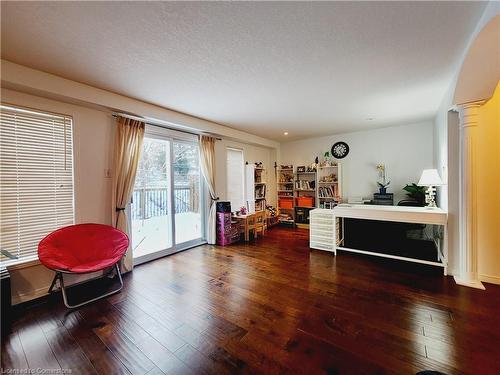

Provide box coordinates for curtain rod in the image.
[112,112,222,140]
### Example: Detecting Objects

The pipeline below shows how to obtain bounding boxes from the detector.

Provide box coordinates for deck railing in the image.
[132,181,199,220]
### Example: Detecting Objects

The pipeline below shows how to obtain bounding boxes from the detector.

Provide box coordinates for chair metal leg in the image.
[57,263,124,309]
[47,272,61,294]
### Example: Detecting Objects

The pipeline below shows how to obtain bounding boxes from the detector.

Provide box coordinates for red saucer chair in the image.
[38,223,129,308]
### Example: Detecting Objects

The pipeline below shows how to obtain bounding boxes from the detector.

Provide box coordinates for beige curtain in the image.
[200,135,218,244]
[112,116,145,272]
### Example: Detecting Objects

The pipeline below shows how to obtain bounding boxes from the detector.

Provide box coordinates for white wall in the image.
[476,82,500,285]
[215,139,277,209]
[280,122,435,204]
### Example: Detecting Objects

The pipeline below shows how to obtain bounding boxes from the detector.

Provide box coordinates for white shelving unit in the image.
[276,166,295,224]
[309,208,339,252]
[246,163,266,213]
[316,163,342,209]
[294,171,316,227]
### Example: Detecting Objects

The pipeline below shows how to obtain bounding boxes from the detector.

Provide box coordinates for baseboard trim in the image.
[454,276,485,290]
[480,274,500,286]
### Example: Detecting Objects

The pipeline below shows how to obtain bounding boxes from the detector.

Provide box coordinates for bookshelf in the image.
[245,163,267,213]
[294,170,316,227]
[316,163,342,209]
[276,166,294,224]
[254,166,266,211]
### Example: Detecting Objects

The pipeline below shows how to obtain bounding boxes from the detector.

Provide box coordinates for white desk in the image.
[330,204,448,275]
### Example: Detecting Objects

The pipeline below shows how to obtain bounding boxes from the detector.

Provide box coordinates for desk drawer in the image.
[310,228,333,238]
[310,218,334,226]
[310,223,333,232]
[311,212,334,220]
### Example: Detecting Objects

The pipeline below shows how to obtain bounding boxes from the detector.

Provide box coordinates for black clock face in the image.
[331,142,349,159]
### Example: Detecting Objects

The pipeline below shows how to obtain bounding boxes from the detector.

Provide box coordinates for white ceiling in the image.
[1,1,487,141]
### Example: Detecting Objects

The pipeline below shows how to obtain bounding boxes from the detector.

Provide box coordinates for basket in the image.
[296,196,314,207]
[278,197,294,209]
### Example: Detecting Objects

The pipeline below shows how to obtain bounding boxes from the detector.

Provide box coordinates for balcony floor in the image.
[132,212,201,258]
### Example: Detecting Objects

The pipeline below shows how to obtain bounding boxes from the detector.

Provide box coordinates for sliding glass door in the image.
[131,126,204,264]
[131,137,173,261]
[173,141,202,245]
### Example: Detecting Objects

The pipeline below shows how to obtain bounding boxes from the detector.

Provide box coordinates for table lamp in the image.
[418,169,444,208]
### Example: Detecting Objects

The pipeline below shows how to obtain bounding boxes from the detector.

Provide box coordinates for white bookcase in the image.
[245,163,266,213]
[316,163,342,209]
[276,166,295,224]
[309,208,338,252]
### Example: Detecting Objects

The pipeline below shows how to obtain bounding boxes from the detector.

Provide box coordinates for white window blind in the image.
[0,104,74,265]
[226,147,244,211]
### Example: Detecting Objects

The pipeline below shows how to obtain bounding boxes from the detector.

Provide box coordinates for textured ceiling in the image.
[1,1,487,141]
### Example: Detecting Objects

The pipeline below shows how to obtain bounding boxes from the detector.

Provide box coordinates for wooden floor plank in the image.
[1,332,29,371]
[42,325,98,375]
[77,307,156,375]
[59,309,132,375]
[15,316,62,372]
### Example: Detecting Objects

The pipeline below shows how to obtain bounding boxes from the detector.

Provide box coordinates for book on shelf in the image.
[255,184,266,199]
[318,185,338,198]
[295,180,315,190]
[319,201,337,209]
[255,199,265,211]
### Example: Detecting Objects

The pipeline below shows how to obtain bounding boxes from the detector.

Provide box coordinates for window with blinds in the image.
[0,104,74,265]
[226,147,245,211]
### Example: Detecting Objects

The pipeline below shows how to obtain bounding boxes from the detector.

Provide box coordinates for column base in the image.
[454,276,485,290]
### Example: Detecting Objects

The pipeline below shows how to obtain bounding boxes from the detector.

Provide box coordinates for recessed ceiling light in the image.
[284,132,289,136]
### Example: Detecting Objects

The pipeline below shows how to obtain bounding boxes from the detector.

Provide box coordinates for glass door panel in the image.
[173,141,202,245]
[131,137,173,260]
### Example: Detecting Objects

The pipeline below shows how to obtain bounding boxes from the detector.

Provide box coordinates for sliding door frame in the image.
[131,124,207,266]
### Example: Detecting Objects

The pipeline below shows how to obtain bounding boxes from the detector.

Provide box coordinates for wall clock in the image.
[331,141,349,159]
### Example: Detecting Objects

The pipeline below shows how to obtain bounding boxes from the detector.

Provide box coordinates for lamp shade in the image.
[418,169,444,186]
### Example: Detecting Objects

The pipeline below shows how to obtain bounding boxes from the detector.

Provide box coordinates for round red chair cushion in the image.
[38,223,129,273]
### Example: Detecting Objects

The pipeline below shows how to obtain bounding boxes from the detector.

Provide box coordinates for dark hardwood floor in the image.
[2,227,500,375]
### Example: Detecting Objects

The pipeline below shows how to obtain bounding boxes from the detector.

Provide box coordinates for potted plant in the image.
[323,151,332,166]
[402,183,427,206]
[376,164,390,194]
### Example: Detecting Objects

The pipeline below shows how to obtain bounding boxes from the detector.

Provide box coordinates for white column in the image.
[454,101,485,289]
